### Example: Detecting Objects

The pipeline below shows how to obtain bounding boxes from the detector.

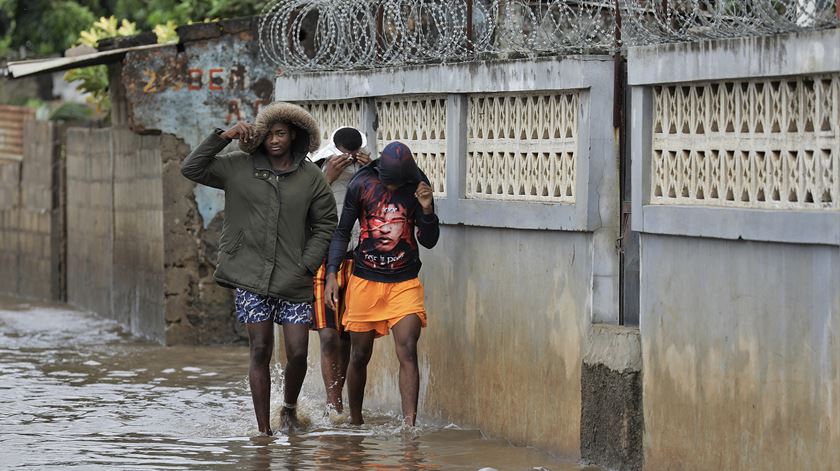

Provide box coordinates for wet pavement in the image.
[0,297,600,470]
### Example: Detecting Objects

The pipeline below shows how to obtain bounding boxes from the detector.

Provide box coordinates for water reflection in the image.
[0,297,597,470]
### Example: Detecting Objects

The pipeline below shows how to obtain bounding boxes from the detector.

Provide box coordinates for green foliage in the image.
[63,16,138,114]
[49,101,94,122]
[77,15,137,47]
[204,0,265,19]
[153,20,179,44]
[111,0,263,30]
[7,1,97,57]
[64,65,109,112]
[25,97,45,108]
[1,0,264,58]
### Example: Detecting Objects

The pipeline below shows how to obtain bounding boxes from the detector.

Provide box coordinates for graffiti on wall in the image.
[122,36,277,137]
[121,35,278,227]
[137,64,274,125]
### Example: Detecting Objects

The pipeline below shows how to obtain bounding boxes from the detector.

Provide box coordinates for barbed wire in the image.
[258,0,840,71]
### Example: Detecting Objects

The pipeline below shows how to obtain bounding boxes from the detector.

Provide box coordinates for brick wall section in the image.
[62,126,237,344]
[160,135,237,345]
[66,127,114,317]
[112,128,166,340]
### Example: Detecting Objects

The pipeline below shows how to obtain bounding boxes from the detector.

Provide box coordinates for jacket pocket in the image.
[223,230,245,256]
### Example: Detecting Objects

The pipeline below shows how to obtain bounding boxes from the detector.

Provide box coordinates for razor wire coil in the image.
[258,0,840,71]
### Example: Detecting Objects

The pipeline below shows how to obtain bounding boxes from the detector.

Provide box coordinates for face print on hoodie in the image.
[325,141,441,282]
[356,142,422,271]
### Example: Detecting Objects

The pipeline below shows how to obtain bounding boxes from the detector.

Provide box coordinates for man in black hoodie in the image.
[324,141,439,426]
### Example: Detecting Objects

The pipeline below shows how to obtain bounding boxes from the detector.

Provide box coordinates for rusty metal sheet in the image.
[0,105,35,161]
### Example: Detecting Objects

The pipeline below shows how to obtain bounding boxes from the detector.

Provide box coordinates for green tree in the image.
[110,0,263,31]
[1,0,97,57]
[1,0,265,58]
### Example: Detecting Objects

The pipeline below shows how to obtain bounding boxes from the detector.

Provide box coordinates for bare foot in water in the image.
[349,412,364,426]
[250,432,274,445]
[279,407,300,433]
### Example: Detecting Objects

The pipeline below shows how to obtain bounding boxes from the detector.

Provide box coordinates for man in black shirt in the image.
[324,141,439,426]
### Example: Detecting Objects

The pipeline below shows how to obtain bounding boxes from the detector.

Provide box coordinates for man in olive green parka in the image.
[181,102,337,435]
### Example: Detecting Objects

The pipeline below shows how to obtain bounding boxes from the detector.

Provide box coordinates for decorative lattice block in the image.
[466,92,578,202]
[376,96,447,196]
[651,75,839,209]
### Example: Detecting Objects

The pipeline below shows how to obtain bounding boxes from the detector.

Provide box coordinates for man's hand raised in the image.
[324,154,354,185]
[221,122,256,143]
[415,181,434,214]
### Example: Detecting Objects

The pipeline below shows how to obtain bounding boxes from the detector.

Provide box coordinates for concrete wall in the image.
[0,109,51,299]
[640,235,839,469]
[629,29,840,469]
[122,18,276,229]
[64,125,238,345]
[0,159,20,290]
[275,57,623,457]
[0,119,63,301]
[66,127,113,317]
[112,129,165,339]
[17,21,267,344]
[365,226,591,454]
[19,120,63,300]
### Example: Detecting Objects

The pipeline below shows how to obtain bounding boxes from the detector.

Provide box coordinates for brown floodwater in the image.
[0,297,600,471]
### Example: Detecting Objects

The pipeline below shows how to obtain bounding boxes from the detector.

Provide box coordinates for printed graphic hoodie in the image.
[326,141,440,282]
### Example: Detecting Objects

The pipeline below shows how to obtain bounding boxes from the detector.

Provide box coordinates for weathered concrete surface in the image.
[64,126,238,344]
[23,120,64,301]
[112,129,165,339]
[0,120,64,301]
[66,128,113,317]
[160,135,237,345]
[584,324,642,372]
[121,28,276,228]
[628,28,840,86]
[359,225,591,456]
[581,325,643,471]
[0,160,20,291]
[641,234,840,470]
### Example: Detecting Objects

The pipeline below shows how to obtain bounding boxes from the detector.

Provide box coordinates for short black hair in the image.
[333,127,363,152]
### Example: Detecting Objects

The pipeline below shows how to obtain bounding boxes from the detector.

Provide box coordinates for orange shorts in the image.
[342,275,427,338]
[312,258,354,332]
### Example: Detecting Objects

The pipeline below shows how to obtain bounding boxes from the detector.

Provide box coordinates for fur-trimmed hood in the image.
[239,102,321,155]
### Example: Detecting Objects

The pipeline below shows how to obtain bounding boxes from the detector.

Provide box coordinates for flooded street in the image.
[0,297,597,471]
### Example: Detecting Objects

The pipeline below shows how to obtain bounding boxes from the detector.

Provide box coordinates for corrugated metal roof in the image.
[4,43,168,79]
[0,105,35,161]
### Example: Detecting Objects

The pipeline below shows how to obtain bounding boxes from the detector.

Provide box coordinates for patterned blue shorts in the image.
[234,289,313,325]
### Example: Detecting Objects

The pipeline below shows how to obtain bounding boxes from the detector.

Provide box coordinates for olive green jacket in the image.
[181,132,337,302]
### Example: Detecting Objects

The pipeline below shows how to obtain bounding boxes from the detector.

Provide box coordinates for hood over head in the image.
[378,141,421,187]
[239,102,321,155]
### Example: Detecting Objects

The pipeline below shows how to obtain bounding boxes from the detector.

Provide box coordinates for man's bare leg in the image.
[318,327,351,413]
[391,314,422,426]
[346,330,376,425]
[246,320,275,435]
[280,323,309,431]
